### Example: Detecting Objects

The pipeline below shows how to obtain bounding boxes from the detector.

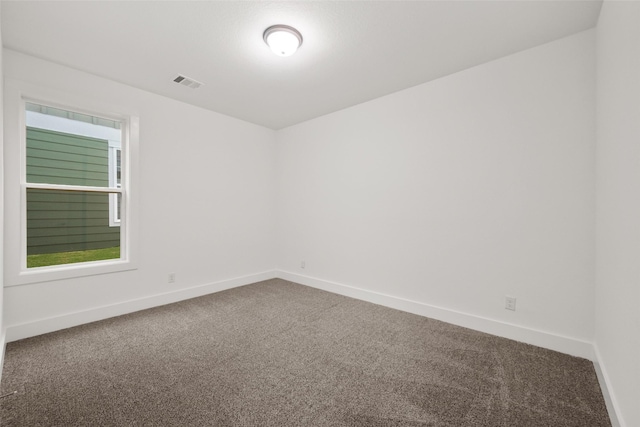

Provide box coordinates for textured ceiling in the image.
[1,1,602,129]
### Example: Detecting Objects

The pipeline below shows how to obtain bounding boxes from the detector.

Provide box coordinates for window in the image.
[108,145,122,226]
[24,102,124,268]
[3,79,139,285]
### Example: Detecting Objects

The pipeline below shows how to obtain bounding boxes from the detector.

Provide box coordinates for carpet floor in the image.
[0,279,611,426]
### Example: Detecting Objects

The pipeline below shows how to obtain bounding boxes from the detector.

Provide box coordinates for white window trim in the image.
[4,79,139,286]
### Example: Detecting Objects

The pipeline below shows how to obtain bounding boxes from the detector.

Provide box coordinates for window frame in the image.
[4,79,139,286]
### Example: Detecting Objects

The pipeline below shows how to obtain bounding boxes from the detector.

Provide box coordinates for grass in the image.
[27,246,121,268]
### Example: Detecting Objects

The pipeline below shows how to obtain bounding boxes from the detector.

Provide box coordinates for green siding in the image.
[27,189,119,255]
[26,128,109,187]
[26,127,119,256]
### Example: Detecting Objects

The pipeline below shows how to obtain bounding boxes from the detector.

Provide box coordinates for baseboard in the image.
[592,344,625,427]
[0,329,6,385]
[5,270,277,343]
[277,270,594,360]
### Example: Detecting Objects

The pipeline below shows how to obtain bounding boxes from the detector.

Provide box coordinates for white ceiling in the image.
[1,1,602,130]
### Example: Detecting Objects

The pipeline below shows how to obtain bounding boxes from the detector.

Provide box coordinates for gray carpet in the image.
[0,279,611,426]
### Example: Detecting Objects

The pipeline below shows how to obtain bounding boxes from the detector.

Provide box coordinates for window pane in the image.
[116,149,121,186]
[27,189,121,268]
[117,192,122,221]
[26,102,121,187]
[26,103,122,130]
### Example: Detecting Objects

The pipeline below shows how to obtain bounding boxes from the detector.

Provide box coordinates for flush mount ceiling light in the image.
[263,25,303,57]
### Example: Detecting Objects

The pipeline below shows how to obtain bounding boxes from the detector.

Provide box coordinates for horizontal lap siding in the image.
[27,128,108,186]
[26,127,119,255]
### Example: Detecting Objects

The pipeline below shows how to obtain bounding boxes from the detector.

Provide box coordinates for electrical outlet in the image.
[301,261,306,269]
[505,296,516,311]
[168,273,176,283]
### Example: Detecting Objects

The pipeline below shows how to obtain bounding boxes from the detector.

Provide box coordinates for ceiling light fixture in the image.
[263,25,303,57]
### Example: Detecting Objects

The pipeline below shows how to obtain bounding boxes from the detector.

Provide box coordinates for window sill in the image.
[10,259,138,287]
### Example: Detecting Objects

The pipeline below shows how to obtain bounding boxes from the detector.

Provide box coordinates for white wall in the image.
[595,2,640,426]
[277,30,596,353]
[2,50,277,339]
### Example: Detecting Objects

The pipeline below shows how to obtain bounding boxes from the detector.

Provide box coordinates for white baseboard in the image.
[593,344,625,427]
[5,270,277,343]
[0,329,6,385]
[277,270,594,360]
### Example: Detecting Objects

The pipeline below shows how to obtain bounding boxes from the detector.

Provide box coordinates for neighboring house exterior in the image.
[26,106,121,255]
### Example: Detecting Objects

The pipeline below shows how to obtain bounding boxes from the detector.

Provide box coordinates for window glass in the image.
[25,102,124,268]
[26,189,120,268]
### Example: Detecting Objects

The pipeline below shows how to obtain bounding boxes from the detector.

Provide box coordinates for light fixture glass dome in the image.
[263,25,303,57]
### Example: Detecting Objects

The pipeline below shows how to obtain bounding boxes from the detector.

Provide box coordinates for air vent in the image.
[173,75,204,89]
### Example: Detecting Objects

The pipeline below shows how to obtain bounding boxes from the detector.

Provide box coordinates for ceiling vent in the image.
[173,75,203,89]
